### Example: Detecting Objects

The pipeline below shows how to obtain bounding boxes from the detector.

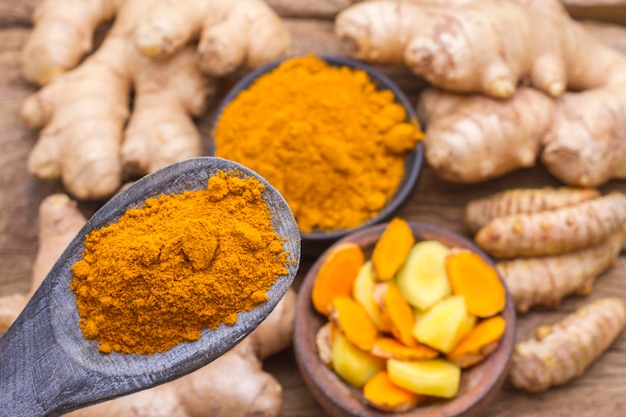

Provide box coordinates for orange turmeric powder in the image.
[70,170,289,355]
[214,55,423,233]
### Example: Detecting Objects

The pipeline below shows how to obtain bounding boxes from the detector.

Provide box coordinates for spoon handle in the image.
[0,287,95,417]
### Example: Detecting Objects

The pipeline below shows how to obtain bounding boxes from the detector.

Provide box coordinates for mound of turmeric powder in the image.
[214,55,423,233]
[70,170,289,355]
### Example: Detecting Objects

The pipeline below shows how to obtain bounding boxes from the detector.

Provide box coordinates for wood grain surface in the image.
[1,2,626,416]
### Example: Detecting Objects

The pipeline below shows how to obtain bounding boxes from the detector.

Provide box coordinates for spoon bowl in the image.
[0,157,301,417]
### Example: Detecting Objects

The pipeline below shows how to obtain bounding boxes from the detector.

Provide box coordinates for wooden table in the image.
[2,3,626,416]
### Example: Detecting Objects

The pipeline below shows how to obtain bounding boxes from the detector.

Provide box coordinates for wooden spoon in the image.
[0,157,301,417]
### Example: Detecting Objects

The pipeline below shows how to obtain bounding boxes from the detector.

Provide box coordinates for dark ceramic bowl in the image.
[211,55,424,258]
[294,221,516,417]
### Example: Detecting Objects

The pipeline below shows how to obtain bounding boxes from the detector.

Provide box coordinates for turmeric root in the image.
[464,187,601,234]
[497,230,625,313]
[21,0,290,199]
[509,297,626,393]
[475,192,626,258]
[1,193,298,417]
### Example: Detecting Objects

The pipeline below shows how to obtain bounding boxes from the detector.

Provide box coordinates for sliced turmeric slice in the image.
[373,282,417,347]
[447,315,506,368]
[363,370,421,413]
[329,296,378,351]
[312,242,365,315]
[446,249,506,318]
[371,217,415,281]
[371,337,439,361]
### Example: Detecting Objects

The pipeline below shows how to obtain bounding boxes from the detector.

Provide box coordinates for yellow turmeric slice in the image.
[312,242,365,315]
[373,282,417,347]
[353,261,390,332]
[371,337,439,361]
[363,370,421,413]
[329,296,378,351]
[446,249,506,318]
[332,330,385,388]
[371,217,415,281]
[447,315,506,368]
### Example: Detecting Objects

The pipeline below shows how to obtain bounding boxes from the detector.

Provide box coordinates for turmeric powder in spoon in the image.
[71,170,290,355]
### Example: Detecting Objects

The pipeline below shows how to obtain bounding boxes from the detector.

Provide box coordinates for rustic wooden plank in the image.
[565,0,626,24]
[0,0,37,27]
[266,0,353,19]
[0,27,65,297]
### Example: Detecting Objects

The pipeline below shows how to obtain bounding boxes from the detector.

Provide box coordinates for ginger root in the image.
[21,0,290,200]
[336,0,624,99]
[417,87,554,183]
[337,0,626,186]
[0,193,297,417]
[509,297,626,393]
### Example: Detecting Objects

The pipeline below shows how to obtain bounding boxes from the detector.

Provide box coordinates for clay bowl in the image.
[210,55,424,259]
[294,221,516,417]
